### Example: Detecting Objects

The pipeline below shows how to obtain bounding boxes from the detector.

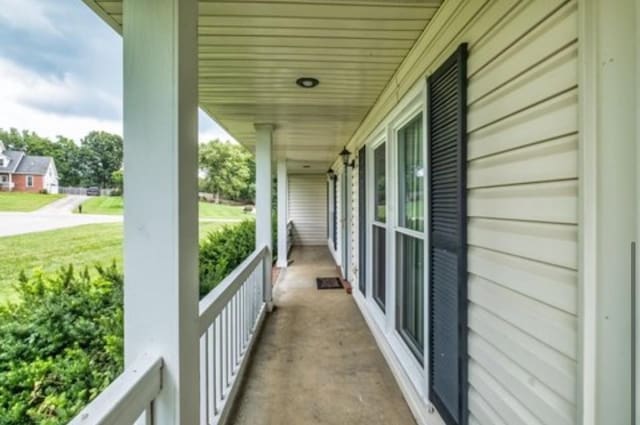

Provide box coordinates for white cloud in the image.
[0,0,60,35]
[0,57,121,141]
[0,57,235,144]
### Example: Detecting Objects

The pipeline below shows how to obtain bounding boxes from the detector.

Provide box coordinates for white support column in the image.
[276,159,288,268]
[579,1,637,424]
[123,1,199,424]
[255,124,274,307]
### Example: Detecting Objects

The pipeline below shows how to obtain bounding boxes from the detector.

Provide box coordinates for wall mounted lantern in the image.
[340,147,355,169]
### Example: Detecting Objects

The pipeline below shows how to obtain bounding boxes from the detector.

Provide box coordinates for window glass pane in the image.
[372,225,386,310]
[398,115,424,232]
[397,233,424,360]
[373,143,386,222]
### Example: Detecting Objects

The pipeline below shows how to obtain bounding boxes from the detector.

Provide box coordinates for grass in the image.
[0,192,64,212]
[78,196,123,215]
[79,196,250,219]
[0,221,232,303]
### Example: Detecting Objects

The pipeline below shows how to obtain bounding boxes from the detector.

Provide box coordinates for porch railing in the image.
[68,354,162,425]
[68,245,271,425]
[198,245,270,424]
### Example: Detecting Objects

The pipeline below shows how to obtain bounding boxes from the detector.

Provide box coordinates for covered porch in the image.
[69,0,639,425]
[231,246,415,425]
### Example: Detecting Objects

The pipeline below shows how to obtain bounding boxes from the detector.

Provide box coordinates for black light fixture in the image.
[340,146,355,169]
[327,168,336,179]
[296,77,320,89]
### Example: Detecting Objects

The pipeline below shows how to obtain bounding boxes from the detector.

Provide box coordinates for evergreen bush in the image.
[0,220,258,424]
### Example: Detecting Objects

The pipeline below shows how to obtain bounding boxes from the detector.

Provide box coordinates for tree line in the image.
[1,129,256,203]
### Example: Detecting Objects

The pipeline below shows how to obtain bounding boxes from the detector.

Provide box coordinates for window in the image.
[26,175,34,187]
[372,226,386,310]
[373,144,386,222]
[0,175,7,183]
[372,142,387,311]
[397,233,424,360]
[398,114,424,232]
[395,114,425,362]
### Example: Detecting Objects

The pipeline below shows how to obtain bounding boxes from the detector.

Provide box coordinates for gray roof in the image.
[14,154,53,175]
[0,150,25,173]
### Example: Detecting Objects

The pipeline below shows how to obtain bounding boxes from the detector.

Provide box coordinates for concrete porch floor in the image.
[230,246,416,425]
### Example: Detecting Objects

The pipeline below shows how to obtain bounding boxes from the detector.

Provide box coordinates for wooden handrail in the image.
[68,353,163,425]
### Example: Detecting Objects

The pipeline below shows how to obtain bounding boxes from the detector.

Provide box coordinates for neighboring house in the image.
[0,142,59,194]
[71,1,638,425]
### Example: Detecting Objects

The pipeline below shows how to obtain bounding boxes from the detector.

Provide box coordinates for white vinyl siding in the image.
[465,2,578,425]
[347,1,579,424]
[288,174,327,246]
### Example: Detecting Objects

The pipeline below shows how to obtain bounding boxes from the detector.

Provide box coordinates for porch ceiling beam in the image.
[122,0,199,423]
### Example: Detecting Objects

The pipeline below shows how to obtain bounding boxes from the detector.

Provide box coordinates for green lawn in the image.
[0,221,229,303]
[0,192,64,212]
[79,196,250,219]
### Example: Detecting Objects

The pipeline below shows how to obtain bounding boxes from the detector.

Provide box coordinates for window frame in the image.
[26,175,34,188]
[361,86,429,401]
[369,136,387,313]
[392,109,427,364]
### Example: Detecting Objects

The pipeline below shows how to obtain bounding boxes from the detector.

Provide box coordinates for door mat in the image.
[316,277,344,290]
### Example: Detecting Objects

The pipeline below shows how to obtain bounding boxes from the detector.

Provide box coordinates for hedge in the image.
[0,220,258,425]
[0,266,123,425]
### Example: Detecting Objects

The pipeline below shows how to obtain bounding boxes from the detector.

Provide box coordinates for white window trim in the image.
[26,175,34,188]
[361,85,430,396]
[369,135,388,314]
[390,103,427,389]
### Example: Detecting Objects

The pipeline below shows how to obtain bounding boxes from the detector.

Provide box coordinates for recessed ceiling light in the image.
[296,77,319,89]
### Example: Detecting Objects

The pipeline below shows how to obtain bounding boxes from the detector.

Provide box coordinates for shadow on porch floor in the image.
[230,246,416,425]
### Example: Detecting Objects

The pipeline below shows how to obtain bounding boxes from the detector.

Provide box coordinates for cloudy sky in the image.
[0,0,232,143]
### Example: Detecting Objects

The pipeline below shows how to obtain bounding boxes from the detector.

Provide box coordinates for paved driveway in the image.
[36,195,89,214]
[0,212,121,237]
[0,195,123,237]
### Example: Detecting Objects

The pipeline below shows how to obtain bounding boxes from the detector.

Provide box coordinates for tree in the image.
[111,169,124,194]
[79,131,123,188]
[199,140,254,203]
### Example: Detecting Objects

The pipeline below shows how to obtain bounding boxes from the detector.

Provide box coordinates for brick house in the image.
[0,142,59,194]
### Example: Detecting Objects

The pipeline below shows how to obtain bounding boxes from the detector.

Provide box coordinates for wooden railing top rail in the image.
[68,354,163,425]
[198,245,270,336]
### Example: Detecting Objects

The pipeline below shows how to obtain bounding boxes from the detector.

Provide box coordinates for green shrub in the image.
[0,221,259,424]
[0,265,123,425]
[199,220,256,296]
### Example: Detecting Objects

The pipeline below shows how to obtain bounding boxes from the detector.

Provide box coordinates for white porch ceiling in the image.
[84,0,442,166]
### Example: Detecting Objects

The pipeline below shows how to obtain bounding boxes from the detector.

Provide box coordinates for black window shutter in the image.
[358,146,367,295]
[428,44,468,425]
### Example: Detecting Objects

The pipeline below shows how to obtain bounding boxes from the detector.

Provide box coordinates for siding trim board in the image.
[358,146,367,295]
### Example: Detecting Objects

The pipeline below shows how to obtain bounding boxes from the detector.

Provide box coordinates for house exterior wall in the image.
[342,1,580,424]
[12,174,44,193]
[43,163,59,194]
[287,174,327,246]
